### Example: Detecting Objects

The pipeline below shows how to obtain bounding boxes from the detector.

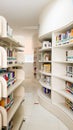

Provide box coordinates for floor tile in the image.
[21,79,69,130]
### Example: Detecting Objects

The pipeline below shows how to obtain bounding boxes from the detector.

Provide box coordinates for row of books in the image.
[42,41,51,48]
[0,17,13,37]
[66,50,73,61]
[56,29,73,44]
[5,48,17,58]
[42,52,51,61]
[65,81,73,95]
[0,93,14,112]
[0,69,16,88]
[7,22,13,37]
[41,75,51,85]
[5,48,17,64]
[41,63,51,73]
[42,87,51,97]
[8,119,13,130]
[6,93,14,111]
[66,65,73,77]
[65,98,73,111]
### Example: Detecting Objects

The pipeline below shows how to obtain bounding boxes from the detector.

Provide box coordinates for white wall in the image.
[14,30,38,80]
[39,0,73,37]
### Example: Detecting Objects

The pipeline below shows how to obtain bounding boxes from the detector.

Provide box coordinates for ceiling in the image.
[0,0,51,34]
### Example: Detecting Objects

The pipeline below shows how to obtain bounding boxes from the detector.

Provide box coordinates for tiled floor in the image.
[21,79,69,130]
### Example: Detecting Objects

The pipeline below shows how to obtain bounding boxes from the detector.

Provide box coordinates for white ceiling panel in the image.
[0,0,51,33]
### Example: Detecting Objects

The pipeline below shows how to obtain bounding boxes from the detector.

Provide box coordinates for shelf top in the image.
[7,96,24,123]
[53,74,73,83]
[39,47,52,52]
[53,60,73,64]
[54,103,73,121]
[39,80,51,90]
[12,114,23,130]
[38,88,51,102]
[8,79,24,96]
[39,60,52,63]
[54,41,73,48]
[7,63,24,68]
[54,89,73,102]
[39,32,52,42]
[39,70,52,76]
[0,36,24,47]
[53,21,73,33]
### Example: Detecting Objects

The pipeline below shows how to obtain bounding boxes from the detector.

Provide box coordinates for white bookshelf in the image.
[33,45,41,79]
[52,22,73,123]
[38,22,73,130]
[12,105,24,130]
[38,88,51,102]
[0,16,25,129]
[38,37,52,102]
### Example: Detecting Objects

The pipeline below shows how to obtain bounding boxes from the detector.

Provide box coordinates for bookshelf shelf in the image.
[12,116,23,130]
[39,80,51,90]
[0,16,25,129]
[38,22,73,130]
[38,38,52,104]
[0,37,23,47]
[39,47,52,52]
[53,40,73,48]
[39,60,52,63]
[54,102,73,120]
[52,22,73,124]
[12,106,24,130]
[8,79,24,96]
[53,60,73,64]
[53,75,73,83]
[38,88,51,102]
[34,46,40,79]
[53,89,73,102]
[7,63,24,68]
[8,96,24,124]
[39,70,52,76]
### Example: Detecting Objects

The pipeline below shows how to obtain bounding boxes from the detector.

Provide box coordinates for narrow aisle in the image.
[21,79,68,130]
